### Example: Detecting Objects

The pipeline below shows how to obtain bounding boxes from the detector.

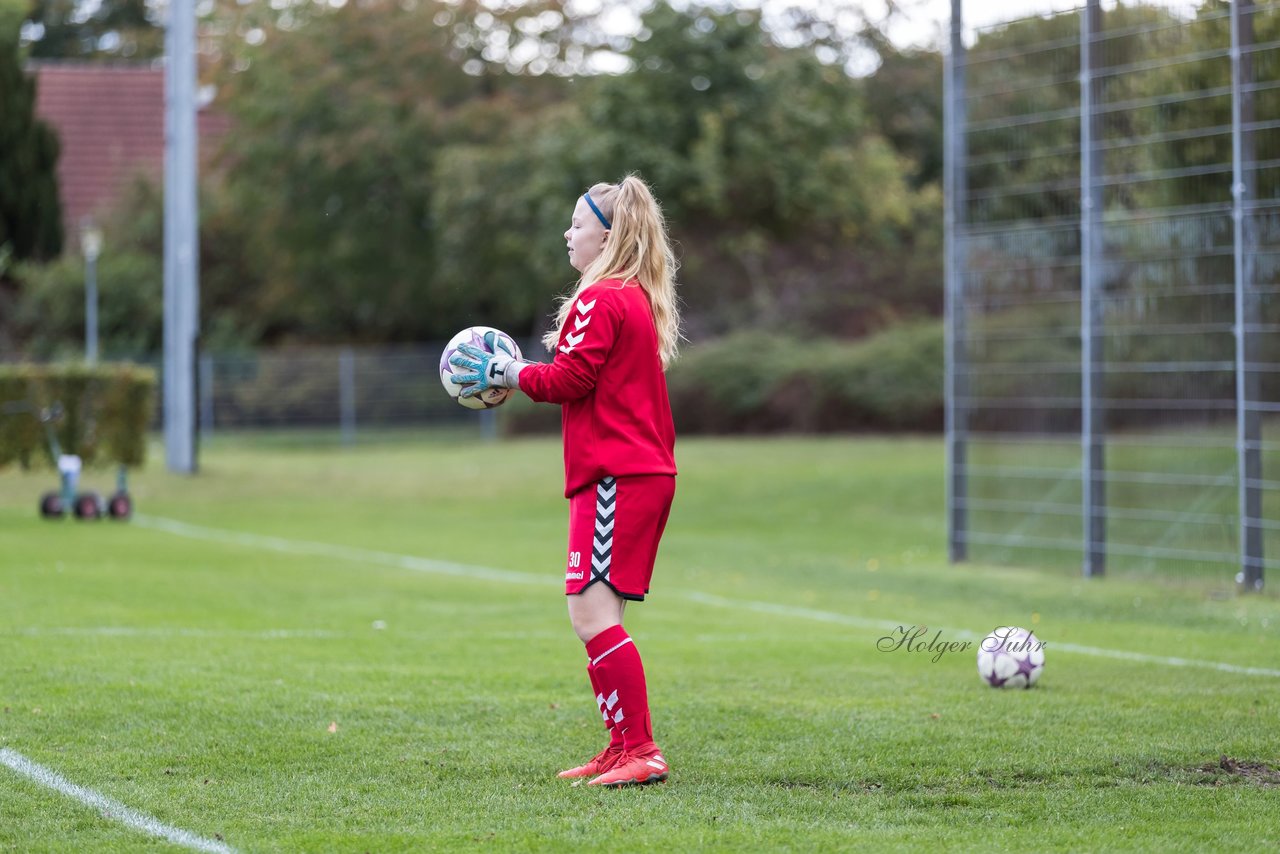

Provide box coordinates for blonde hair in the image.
[543,175,682,370]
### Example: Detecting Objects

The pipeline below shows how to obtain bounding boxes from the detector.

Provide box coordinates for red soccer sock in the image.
[586,663,624,749]
[584,624,656,754]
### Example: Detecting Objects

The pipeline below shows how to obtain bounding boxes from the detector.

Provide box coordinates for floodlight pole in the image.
[164,0,199,473]
[945,0,969,563]
[1080,0,1106,577]
[1231,0,1263,592]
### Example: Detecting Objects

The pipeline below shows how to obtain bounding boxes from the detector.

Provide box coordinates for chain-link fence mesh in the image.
[191,341,556,439]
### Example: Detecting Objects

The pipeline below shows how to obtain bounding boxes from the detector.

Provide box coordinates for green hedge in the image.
[667,321,944,433]
[0,363,156,469]
[504,321,944,435]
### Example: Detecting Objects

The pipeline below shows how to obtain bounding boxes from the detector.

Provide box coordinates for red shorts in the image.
[565,474,675,601]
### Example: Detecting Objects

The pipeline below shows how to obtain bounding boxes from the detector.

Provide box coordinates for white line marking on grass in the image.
[682,591,907,633]
[1048,640,1280,678]
[684,592,1280,679]
[0,748,235,854]
[11,627,342,640]
[134,514,549,587]
[136,515,1280,680]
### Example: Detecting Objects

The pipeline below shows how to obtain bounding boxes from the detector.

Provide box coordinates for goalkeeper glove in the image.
[449,337,530,398]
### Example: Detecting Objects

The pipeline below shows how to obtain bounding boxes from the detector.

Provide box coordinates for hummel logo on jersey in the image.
[560,297,598,354]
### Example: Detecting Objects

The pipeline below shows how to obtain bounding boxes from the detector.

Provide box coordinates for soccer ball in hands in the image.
[977,626,1044,688]
[439,326,522,410]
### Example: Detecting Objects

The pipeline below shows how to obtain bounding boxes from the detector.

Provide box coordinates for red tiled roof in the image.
[29,62,230,247]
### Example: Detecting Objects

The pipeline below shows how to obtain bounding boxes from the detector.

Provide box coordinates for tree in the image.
[211,0,938,345]
[431,3,941,342]
[11,171,276,359]
[23,0,162,60]
[861,33,943,190]
[552,4,938,335]
[214,0,573,343]
[0,0,62,261]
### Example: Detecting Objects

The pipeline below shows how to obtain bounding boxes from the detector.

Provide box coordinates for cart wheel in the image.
[108,492,132,520]
[74,492,104,520]
[40,492,65,519]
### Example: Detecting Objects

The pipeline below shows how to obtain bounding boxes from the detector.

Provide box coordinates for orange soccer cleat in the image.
[557,745,624,779]
[586,747,669,787]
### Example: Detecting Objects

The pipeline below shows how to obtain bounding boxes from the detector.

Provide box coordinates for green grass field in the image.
[2,434,1278,852]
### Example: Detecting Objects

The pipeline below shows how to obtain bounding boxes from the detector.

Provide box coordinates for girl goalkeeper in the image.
[449,175,679,787]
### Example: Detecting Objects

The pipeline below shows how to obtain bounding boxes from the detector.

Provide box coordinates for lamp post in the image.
[81,220,103,365]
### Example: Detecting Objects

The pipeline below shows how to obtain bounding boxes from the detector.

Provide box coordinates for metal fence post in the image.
[945,0,969,563]
[339,348,356,447]
[199,352,214,438]
[1080,0,1106,577]
[479,409,497,442]
[1231,0,1264,592]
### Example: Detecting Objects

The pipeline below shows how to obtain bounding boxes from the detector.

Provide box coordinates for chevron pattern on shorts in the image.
[591,476,616,584]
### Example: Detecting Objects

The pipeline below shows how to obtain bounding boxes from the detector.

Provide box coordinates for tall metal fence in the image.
[945,0,1280,588]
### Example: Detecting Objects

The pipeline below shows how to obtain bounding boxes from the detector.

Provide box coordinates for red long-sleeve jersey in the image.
[518,278,677,498]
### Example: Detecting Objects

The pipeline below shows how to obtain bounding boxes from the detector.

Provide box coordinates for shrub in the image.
[668,322,944,433]
[0,362,156,469]
[503,321,945,435]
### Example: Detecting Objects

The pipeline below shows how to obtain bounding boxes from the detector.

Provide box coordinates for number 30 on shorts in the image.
[568,551,582,568]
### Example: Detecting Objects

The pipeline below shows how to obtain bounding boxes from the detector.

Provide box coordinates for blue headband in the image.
[583,193,611,229]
